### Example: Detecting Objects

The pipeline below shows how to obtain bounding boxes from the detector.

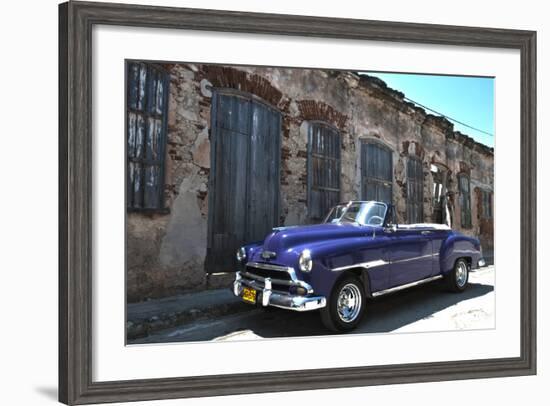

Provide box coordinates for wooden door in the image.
[206,91,281,272]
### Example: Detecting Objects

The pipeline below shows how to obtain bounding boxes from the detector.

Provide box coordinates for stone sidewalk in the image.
[127,285,251,340]
[131,266,495,344]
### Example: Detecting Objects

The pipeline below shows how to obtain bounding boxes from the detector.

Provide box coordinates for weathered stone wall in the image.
[126,64,494,302]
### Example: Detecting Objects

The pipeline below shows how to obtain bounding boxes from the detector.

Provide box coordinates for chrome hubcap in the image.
[456,262,468,287]
[336,283,362,323]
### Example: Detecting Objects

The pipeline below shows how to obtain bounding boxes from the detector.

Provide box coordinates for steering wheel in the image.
[368,215,384,226]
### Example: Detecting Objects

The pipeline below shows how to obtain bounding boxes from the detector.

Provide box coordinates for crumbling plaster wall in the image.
[127,64,211,301]
[126,64,494,302]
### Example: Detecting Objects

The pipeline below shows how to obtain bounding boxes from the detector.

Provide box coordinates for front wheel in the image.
[320,275,366,332]
[445,258,470,292]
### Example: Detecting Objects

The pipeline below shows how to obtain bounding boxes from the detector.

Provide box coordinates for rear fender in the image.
[440,233,481,275]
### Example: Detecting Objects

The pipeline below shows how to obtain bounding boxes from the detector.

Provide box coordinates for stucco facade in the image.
[126,63,493,302]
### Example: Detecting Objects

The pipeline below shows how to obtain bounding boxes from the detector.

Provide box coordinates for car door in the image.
[426,229,451,276]
[387,228,433,287]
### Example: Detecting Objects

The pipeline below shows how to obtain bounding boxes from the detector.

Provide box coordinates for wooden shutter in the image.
[459,174,472,227]
[307,122,341,220]
[481,189,492,219]
[431,167,445,224]
[361,142,393,203]
[407,158,424,223]
[127,62,169,211]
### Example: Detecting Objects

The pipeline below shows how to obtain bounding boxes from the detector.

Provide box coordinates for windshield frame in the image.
[323,201,388,226]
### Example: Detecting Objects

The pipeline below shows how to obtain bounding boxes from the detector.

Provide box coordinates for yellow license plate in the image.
[242,287,256,304]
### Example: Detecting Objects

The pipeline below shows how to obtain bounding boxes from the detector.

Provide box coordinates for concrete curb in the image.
[127,287,252,340]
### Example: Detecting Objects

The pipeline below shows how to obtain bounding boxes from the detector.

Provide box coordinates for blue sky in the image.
[362,72,494,148]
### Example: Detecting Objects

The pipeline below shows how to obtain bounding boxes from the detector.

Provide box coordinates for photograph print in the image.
[125,61,494,344]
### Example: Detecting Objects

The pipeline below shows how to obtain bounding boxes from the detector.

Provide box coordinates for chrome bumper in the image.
[233,271,326,312]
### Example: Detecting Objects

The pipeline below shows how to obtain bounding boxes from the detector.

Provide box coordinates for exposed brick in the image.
[296,100,348,129]
[201,65,283,106]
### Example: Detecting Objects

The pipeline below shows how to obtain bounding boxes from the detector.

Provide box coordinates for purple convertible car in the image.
[233,201,485,332]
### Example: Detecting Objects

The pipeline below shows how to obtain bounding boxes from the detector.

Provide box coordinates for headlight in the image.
[298,249,313,273]
[236,247,247,262]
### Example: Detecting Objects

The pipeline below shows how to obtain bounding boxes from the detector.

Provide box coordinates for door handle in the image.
[421,230,432,235]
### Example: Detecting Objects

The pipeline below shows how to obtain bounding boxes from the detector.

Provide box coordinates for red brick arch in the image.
[200,65,283,107]
[296,100,348,130]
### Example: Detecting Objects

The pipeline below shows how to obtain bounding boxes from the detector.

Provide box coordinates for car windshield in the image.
[323,204,348,223]
[323,202,387,226]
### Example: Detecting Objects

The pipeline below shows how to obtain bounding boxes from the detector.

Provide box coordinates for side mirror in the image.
[384,224,397,233]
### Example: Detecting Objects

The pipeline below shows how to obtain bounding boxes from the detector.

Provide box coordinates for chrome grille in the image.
[245,264,293,281]
[240,262,313,296]
[240,276,291,294]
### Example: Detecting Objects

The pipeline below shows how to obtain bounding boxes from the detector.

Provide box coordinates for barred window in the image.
[361,142,393,204]
[407,157,424,223]
[126,62,169,211]
[459,174,472,227]
[307,122,341,220]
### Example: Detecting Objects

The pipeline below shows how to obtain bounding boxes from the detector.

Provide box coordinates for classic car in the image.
[233,201,485,332]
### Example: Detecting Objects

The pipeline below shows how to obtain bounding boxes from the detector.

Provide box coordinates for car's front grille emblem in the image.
[261,250,277,260]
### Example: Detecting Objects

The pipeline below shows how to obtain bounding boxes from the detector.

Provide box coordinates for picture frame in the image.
[59,1,537,404]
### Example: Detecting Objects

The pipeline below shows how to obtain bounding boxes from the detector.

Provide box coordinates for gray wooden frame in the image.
[59,1,537,404]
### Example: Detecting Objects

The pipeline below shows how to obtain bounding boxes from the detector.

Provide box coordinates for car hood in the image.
[261,223,372,253]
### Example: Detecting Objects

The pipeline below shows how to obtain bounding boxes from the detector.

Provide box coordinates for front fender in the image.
[296,235,390,297]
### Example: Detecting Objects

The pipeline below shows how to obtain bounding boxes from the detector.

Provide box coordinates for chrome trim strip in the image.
[391,254,433,264]
[332,253,441,272]
[246,261,293,272]
[454,250,480,256]
[372,274,443,297]
[332,259,388,272]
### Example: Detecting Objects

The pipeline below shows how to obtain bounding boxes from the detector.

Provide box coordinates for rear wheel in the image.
[445,258,470,292]
[320,275,366,332]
